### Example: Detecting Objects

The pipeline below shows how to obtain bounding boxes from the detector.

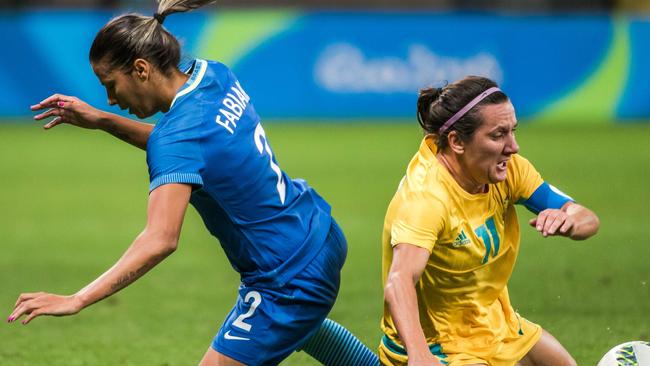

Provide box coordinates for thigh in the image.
[518,329,576,366]
[212,283,336,365]
[211,223,344,365]
[199,347,245,366]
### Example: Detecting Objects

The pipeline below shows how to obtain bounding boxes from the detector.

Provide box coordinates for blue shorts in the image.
[211,220,347,365]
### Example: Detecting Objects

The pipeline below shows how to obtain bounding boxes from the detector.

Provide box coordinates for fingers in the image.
[33,106,68,129]
[14,292,43,308]
[9,294,53,325]
[9,301,31,324]
[43,117,62,129]
[33,108,60,121]
[533,209,573,237]
[9,292,46,324]
[21,310,42,325]
[559,218,574,235]
[30,94,74,111]
[8,293,79,325]
[545,214,564,236]
[9,303,42,325]
[533,210,549,236]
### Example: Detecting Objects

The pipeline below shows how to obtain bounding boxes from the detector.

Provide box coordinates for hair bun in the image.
[417,86,443,131]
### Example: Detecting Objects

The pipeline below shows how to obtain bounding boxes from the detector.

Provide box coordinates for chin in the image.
[131,110,150,119]
[489,171,508,183]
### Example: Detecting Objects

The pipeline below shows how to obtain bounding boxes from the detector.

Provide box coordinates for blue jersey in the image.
[146,59,332,288]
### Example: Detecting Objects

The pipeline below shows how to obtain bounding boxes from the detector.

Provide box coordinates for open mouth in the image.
[497,160,508,170]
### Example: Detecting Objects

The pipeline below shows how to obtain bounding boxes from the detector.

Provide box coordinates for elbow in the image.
[384,281,395,305]
[141,229,179,257]
[149,237,178,258]
[156,231,179,256]
[159,239,178,256]
[384,272,406,306]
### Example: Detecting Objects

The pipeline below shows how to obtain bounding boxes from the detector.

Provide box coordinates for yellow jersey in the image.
[381,135,544,358]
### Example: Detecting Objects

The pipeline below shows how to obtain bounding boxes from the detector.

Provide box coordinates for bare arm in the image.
[529,201,600,240]
[8,184,191,324]
[93,111,153,150]
[31,94,153,150]
[384,244,443,366]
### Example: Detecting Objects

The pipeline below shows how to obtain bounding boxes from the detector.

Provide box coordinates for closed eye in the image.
[490,129,507,139]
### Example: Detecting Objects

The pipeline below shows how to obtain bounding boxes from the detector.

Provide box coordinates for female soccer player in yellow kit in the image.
[380,76,599,366]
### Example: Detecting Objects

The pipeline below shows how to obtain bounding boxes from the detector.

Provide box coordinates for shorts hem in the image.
[212,341,261,366]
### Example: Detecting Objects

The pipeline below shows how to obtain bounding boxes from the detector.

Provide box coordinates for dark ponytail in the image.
[417,76,508,150]
[89,0,217,74]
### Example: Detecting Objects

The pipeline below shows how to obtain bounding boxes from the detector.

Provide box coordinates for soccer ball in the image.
[597,341,650,366]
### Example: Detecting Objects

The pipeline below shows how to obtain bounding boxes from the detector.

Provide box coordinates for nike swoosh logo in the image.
[224,330,250,341]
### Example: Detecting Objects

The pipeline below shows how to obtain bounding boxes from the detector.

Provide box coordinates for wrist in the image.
[95,111,113,131]
[407,350,436,365]
[405,340,434,359]
[71,292,90,311]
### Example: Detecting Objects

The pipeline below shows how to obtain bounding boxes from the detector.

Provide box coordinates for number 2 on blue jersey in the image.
[254,123,286,204]
[232,291,262,332]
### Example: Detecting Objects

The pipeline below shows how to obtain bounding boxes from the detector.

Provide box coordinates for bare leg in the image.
[199,347,246,366]
[518,329,576,366]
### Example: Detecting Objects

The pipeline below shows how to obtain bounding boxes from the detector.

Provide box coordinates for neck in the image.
[437,151,486,194]
[157,69,190,113]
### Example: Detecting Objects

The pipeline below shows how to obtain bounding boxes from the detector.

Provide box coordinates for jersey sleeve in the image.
[389,190,446,253]
[146,127,205,193]
[510,154,574,214]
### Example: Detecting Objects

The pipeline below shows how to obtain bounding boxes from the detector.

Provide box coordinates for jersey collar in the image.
[169,59,208,110]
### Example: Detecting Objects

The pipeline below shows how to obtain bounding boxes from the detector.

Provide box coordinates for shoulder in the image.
[397,165,449,217]
[205,59,230,73]
[147,114,202,157]
[202,60,238,87]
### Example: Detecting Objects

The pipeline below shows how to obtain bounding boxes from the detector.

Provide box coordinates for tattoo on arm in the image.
[108,253,167,293]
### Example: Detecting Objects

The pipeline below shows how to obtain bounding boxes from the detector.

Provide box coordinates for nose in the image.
[505,134,519,155]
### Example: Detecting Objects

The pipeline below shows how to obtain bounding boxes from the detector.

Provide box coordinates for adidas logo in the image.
[452,230,471,247]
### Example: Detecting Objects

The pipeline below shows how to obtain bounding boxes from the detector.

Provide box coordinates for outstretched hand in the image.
[31,94,105,130]
[529,208,575,238]
[7,292,83,325]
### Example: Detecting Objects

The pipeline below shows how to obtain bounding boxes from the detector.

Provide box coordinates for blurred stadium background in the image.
[1,0,648,365]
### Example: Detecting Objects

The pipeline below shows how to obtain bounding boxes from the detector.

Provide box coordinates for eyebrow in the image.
[100,78,114,87]
[489,122,518,133]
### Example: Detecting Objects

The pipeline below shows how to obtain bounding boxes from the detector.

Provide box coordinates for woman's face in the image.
[460,101,520,185]
[92,60,157,118]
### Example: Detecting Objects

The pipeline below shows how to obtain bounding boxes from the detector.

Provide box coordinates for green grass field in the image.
[0,120,648,365]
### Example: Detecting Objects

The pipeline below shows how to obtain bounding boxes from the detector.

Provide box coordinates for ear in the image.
[132,59,151,81]
[447,131,465,154]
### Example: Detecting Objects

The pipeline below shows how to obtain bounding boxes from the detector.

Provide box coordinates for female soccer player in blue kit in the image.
[7,1,378,365]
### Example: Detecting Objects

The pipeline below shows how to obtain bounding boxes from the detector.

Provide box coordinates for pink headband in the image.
[438,87,502,135]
